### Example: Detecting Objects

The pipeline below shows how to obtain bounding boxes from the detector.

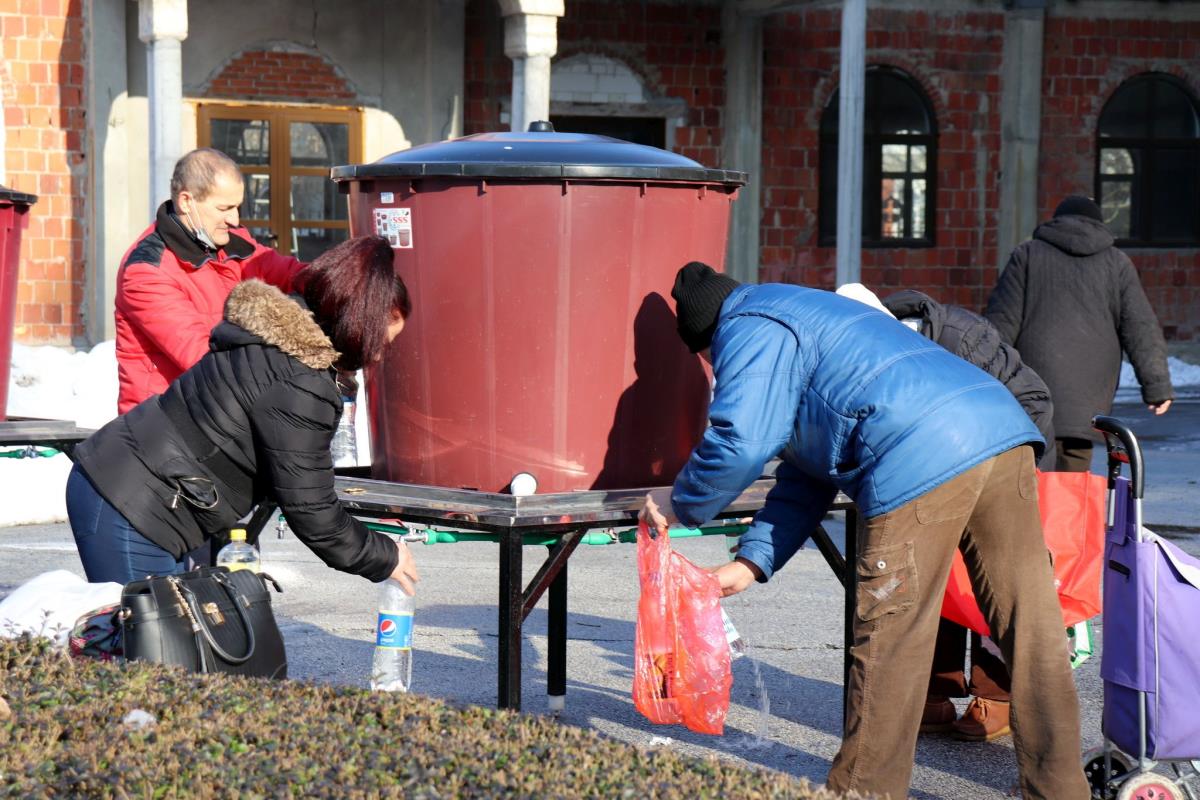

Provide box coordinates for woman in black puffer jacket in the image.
[66,236,419,592]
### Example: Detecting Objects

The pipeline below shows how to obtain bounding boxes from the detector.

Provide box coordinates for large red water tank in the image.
[332,127,745,493]
[0,186,37,421]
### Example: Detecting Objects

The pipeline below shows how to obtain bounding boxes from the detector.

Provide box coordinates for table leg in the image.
[810,524,847,587]
[520,531,583,712]
[244,502,278,547]
[547,551,569,712]
[843,508,858,728]
[498,529,524,710]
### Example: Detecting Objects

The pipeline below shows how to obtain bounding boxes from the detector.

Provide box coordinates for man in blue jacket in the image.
[642,263,1088,800]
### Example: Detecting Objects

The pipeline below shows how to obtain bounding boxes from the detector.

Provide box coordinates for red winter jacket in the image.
[114,201,305,413]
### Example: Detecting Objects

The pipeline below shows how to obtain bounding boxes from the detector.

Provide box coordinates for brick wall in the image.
[760,7,1005,310]
[2,0,86,344]
[204,48,356,103]
[1040,15,1200,340]
[464,0,725,166]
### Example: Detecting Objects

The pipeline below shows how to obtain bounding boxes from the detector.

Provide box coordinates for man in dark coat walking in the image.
[986,195,1174,471]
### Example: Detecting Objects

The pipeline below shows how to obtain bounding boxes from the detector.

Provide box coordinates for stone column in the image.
[721,1,763,284]
[86,0,130,343]
[836,0,866,287]
[997,0,1046,270]
[138,0,188,208]
[498,0,564,133]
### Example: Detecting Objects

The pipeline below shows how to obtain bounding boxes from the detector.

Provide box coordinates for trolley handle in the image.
[1092,415,1144,500]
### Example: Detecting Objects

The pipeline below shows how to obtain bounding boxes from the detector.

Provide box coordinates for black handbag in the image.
[119,566,287,679]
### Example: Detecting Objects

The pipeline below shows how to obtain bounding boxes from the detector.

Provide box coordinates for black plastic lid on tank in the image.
[0,186,38,205]
[331,121,747,185]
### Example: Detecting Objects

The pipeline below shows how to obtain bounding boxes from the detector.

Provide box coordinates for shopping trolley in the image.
[1083,416,1200,800]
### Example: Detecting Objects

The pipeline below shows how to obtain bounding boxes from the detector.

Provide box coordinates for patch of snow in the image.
[1119,356,1200,389]
[1117,356,1200,400]
[0,453,73,526]
[7,341,118,431]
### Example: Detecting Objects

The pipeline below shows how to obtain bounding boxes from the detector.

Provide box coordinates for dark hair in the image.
[170,148,241,203]
[297,236,411,371]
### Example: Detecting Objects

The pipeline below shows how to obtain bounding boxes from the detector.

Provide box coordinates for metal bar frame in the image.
[0,418,94,459]
[253,476,858,713]
[0,418,865,717]
[843,507,859,726]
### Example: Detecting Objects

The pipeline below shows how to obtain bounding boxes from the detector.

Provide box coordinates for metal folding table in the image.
[0,417,94,458]
[0,416,860,714]
[247,476,859,712]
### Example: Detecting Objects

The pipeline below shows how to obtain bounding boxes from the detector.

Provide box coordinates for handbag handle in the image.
[174,572,258,666]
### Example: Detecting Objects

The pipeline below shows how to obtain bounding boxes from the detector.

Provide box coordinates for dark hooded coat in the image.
[74,280,398,582]
[883,289,1055,465]
[985,214,1173,441]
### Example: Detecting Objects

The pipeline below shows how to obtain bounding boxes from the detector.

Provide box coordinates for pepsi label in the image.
[375,611,413,649]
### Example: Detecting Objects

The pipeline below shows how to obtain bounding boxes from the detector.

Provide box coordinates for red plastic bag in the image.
[941,470,1106,635]
[633,520,731,734]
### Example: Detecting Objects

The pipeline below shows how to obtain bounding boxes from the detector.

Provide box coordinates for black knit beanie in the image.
[1054,195,1103,222]
[671,261,740,354]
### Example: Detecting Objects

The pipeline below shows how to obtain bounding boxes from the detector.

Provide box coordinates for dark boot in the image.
[952,697,1011,741]
[919,697,958,734]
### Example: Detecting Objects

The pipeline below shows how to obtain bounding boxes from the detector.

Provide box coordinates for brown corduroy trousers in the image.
[825,446,1089,800]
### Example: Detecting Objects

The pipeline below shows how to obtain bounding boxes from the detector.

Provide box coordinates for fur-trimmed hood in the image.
[220,279,338,370]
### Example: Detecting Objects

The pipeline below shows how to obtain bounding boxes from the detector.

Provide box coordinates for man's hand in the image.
[639,492,676,536]
[388,539,420,595]
[1149,399,1173,416]
[712,557,764,597]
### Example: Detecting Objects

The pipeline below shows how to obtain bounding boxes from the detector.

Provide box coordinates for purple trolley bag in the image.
[1097,416,1200,761]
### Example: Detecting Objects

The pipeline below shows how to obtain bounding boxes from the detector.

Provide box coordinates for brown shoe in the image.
[952,697,1011,741]
[919,698,958,733]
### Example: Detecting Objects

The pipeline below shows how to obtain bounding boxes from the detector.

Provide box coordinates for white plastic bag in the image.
[0,570,122,647]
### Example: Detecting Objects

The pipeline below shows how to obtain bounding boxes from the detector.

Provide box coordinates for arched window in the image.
[820,67,937,247]
[1097,73,1200,245]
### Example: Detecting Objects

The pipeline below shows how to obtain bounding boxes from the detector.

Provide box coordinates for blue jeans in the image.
[66,464,184,584]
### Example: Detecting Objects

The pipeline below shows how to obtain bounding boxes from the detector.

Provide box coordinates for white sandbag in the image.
[0,570,122,647]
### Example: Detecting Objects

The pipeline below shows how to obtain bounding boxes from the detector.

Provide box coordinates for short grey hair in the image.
[170,148,241,203]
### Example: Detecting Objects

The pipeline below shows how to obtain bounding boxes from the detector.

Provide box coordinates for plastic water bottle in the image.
[371,579,414,692]
[215,528,260,573]
[331,397,357,468]
[722,530,747,658]
[721,606,747,659]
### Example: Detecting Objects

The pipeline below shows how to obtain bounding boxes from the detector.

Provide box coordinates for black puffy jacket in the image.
[74,280,398,582]
[883,289,1055,468]
[986,214,1173,441]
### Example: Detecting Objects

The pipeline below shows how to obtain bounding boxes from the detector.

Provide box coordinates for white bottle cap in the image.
[509,472,538,497]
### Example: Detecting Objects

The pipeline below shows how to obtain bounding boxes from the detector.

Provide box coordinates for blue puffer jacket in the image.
[670,283,1043,581]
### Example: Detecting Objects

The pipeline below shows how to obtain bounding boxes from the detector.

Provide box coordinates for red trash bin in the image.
[0,186,38,421]
[332,125,746,493]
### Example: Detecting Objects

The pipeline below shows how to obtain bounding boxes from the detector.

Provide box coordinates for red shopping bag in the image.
[633,521,732,735]
[940,471,1106,636]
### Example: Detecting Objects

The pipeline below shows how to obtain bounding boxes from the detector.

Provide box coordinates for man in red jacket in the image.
[115,148,305,413]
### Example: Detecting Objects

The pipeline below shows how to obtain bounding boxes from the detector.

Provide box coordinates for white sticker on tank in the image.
[380,191,395,204]
[373,207,413,249]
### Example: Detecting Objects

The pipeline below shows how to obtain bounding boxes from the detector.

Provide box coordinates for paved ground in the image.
[2,398,1197,799]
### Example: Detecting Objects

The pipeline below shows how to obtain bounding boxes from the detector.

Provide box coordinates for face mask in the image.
[184,202,218,250]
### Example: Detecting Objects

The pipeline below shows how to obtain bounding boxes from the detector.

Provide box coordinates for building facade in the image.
[5,0,1199,347]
